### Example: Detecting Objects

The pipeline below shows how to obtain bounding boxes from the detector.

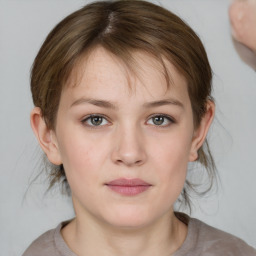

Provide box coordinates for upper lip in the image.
[106,178,151,186]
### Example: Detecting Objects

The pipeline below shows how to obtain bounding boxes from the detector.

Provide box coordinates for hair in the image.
[30,0,216,210]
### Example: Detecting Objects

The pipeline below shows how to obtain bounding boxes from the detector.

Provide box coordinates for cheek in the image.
[151,131,192,193]
[152,129,192,167]
[56,131,108,188]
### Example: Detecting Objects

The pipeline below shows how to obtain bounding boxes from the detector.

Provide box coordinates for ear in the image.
[30,107,62,165]
[189,100,215,162]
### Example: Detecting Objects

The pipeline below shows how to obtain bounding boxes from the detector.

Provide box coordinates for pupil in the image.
[91,116,102,125]
[153,116,164,125]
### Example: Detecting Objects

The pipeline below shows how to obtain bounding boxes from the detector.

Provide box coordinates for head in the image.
[30,0,215,218]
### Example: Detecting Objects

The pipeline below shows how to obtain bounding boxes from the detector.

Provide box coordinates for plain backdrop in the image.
[1,0,256,255]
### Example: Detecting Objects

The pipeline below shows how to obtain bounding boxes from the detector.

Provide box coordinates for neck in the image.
[61,211,187,256]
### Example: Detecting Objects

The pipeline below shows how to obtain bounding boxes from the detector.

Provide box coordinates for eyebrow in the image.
[143,99,184,109]
[70,98,117,109]
[70,98,184,109]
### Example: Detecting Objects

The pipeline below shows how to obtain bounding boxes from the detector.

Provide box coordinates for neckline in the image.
[54,219,77,256]
[173,213,198,255]
[54,213,197,256]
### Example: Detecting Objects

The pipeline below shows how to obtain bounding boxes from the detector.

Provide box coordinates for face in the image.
[49,47,204,228]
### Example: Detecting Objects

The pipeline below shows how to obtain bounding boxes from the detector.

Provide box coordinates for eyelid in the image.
[80,113,175,128]
[146,114,176,127]
[81,114,111,128]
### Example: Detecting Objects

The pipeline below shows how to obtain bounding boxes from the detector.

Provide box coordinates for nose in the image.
[111,124,147,167]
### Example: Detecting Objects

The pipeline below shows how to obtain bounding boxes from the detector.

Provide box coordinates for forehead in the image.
[63,47,189,104]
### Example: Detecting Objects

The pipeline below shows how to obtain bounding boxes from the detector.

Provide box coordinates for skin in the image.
[31,47,214,256]
[229,0,256,53]
[229,0,256,69]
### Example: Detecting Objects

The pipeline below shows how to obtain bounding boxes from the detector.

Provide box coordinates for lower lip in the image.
[106,185,151,196]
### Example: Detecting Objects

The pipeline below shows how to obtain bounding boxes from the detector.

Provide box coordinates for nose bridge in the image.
[111,121,146,166]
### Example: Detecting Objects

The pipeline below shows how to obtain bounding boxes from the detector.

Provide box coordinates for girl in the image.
[22,0,256,255]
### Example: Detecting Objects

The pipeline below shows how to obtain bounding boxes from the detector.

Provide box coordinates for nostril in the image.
[135,159,143,165]
[112,151,146,166]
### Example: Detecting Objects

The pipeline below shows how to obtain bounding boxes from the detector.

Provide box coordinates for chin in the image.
[101,205,158,229]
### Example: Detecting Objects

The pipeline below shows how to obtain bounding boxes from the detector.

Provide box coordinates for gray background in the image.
[1,0,256,255]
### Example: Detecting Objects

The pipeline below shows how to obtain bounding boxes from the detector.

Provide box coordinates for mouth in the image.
[105,178,152,196]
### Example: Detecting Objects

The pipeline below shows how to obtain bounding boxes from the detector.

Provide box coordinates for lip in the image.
[105,178,152,196]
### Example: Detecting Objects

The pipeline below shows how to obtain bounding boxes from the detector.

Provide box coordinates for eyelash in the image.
[147,114,175,127]
[81,114,110,129]
[81,114,175,128]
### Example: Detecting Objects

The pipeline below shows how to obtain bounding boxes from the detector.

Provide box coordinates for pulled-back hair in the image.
[31,0,216,209]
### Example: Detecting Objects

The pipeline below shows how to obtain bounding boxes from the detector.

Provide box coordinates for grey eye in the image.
[152,116,165,125]
[90,116,103,126]
[147,115,174,127]
[82,115,109,127]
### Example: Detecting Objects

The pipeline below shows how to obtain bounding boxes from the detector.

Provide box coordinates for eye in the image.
[82,115,109,127]
[147,115,174,127]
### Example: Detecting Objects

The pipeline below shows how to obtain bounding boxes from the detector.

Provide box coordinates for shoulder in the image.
[22,228,56,256]
[175,212,256,256]
[190,217,256,255]
[21,220,73,256]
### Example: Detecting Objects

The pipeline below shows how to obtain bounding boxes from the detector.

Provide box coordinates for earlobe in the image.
[189,100,215,162]
[30,107,62,165]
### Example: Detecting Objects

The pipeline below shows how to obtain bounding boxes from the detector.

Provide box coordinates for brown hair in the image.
[31,0,216,209]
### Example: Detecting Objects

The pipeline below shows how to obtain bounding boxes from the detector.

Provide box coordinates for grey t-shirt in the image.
[22,214,256,256]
